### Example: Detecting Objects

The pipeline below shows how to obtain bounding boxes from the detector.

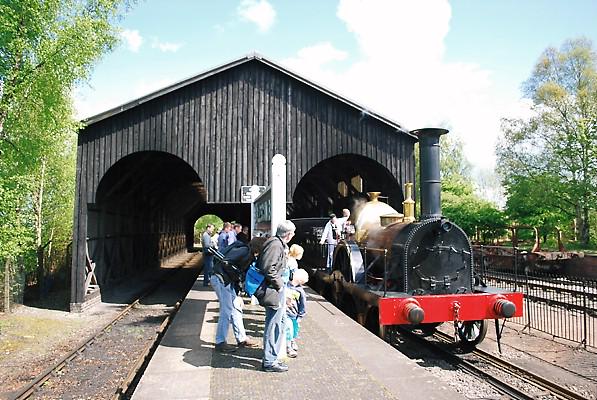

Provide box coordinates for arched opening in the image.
[88,151,206,291]
[193,215,224,247]
[289,154,404,218]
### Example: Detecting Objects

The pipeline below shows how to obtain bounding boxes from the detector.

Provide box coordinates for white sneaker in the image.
[287,347,297,358]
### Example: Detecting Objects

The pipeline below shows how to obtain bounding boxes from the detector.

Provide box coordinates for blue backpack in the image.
[244,261,265,296]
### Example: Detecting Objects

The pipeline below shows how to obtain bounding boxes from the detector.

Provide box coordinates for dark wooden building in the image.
[71,54,417,310]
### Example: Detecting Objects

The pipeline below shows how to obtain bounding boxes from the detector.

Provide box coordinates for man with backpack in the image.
[210,240,259,352]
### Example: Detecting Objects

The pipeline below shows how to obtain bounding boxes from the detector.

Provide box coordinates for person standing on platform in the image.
[320,214,340,273]
[286,244,304,276]
[201,224,215,287]
[257,220,296,373]
[236,225,249,243]
[228,223,241,246]
[217,222,232,251]
[210,239,259,353]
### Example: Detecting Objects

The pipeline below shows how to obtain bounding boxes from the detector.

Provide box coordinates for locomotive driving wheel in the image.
[454,320,488,348]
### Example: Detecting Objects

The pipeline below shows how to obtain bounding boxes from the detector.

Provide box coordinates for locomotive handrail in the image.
[358,246,387,253]
[383,248,388,296]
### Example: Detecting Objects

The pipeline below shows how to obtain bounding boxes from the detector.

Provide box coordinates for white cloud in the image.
[151,39,183,53]
[237,0,276,33]
[282,0,522,172]
[120,29,143,52]
[282,42,348,83]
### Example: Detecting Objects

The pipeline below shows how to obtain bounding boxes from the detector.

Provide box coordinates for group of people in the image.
[203,219,309,373]
[320,208,353,272]
[201,222,249,287]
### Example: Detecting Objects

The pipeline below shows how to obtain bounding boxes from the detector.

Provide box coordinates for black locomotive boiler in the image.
[294,128,523,348]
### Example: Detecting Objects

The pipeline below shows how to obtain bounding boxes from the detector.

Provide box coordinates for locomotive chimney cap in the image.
[410,127,449,137]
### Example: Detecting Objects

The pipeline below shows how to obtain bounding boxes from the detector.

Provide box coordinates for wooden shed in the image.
[71,54,417,310]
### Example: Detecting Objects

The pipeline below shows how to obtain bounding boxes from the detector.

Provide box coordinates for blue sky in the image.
[75,0,597,179]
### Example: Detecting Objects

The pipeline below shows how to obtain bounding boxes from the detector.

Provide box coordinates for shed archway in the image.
[88,151,205,291]
[290,154,404,218]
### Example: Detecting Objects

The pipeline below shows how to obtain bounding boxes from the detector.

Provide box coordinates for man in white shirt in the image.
[319,214,340,273]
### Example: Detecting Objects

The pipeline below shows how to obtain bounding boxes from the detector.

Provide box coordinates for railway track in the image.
[391,326,589,400]
[10,254,200,400]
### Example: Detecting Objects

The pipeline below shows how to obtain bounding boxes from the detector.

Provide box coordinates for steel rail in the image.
[112,300,182,400]
[433,331,588,400]
[10,267,183,400]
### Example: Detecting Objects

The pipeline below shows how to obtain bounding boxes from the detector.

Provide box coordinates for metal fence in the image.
[474,245,596,349]
[0,258,26,312]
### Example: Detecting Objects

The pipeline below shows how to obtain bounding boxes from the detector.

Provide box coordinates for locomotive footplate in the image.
[378,289,523,326]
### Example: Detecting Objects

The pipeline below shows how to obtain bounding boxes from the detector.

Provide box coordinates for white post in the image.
[270,154,286,236]
[249,185,261,239]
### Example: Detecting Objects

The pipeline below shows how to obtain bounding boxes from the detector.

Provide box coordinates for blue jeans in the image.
[203,254,213,286]
[326,244,336,272]
[211,275,247,345]
[262,288,285,367]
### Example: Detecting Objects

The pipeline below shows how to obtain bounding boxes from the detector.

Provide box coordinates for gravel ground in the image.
[0,252,200,400]
[410,322,597,399]
[0,300,120,398]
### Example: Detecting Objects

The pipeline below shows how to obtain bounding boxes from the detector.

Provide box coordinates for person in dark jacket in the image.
[210,240,259,353]
[257,220,296,373]
[201,224,215,286]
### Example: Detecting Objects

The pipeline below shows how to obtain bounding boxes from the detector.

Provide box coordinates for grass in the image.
[0,313,84,361]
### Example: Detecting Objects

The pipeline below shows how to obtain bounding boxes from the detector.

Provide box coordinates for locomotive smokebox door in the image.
[402,217,473,295]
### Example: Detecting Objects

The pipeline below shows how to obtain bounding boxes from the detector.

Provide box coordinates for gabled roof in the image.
[83,53,415,139]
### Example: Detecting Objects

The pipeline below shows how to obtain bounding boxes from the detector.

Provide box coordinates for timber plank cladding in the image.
[71,54,416,308]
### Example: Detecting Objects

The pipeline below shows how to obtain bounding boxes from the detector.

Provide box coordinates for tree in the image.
[415,133,507,238]
[194,215,224,243]
[442,191,507,240]
[0,1,130,297]
[440,133,473,196]
[497,38,597,245]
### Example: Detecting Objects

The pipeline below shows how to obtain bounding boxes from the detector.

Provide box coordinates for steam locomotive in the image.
[293,128,523,348]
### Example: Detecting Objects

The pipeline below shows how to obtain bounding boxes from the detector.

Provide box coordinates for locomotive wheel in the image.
[455,320,488,347]
[333,243,353,282]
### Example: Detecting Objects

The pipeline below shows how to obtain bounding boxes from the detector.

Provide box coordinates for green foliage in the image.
[503,174,567,237]
[194,215,224,242]
[0,1,130,279]
[497,38,597,245]
[436,133,506,237]
[442,191,507,239]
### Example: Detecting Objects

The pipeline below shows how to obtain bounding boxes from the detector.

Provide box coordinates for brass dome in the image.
[353,192,403,241]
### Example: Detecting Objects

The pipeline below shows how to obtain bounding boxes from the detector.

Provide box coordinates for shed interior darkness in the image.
[290,154,404,218]
[89,151,205,291]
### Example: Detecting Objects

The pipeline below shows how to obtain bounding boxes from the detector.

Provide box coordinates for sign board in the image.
[241,185,266,203]
[248,154,287,238]
[251,187,271,238]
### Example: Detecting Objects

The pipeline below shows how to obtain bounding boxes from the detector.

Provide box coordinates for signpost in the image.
[270,154,286,236]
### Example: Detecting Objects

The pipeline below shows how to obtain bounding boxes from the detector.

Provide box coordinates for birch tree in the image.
[0,0,130,296]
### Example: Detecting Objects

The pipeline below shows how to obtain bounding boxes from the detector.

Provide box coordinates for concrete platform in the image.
[132,275,463,400]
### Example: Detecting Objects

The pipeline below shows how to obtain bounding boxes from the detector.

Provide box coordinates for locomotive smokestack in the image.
[411,128,448,220]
